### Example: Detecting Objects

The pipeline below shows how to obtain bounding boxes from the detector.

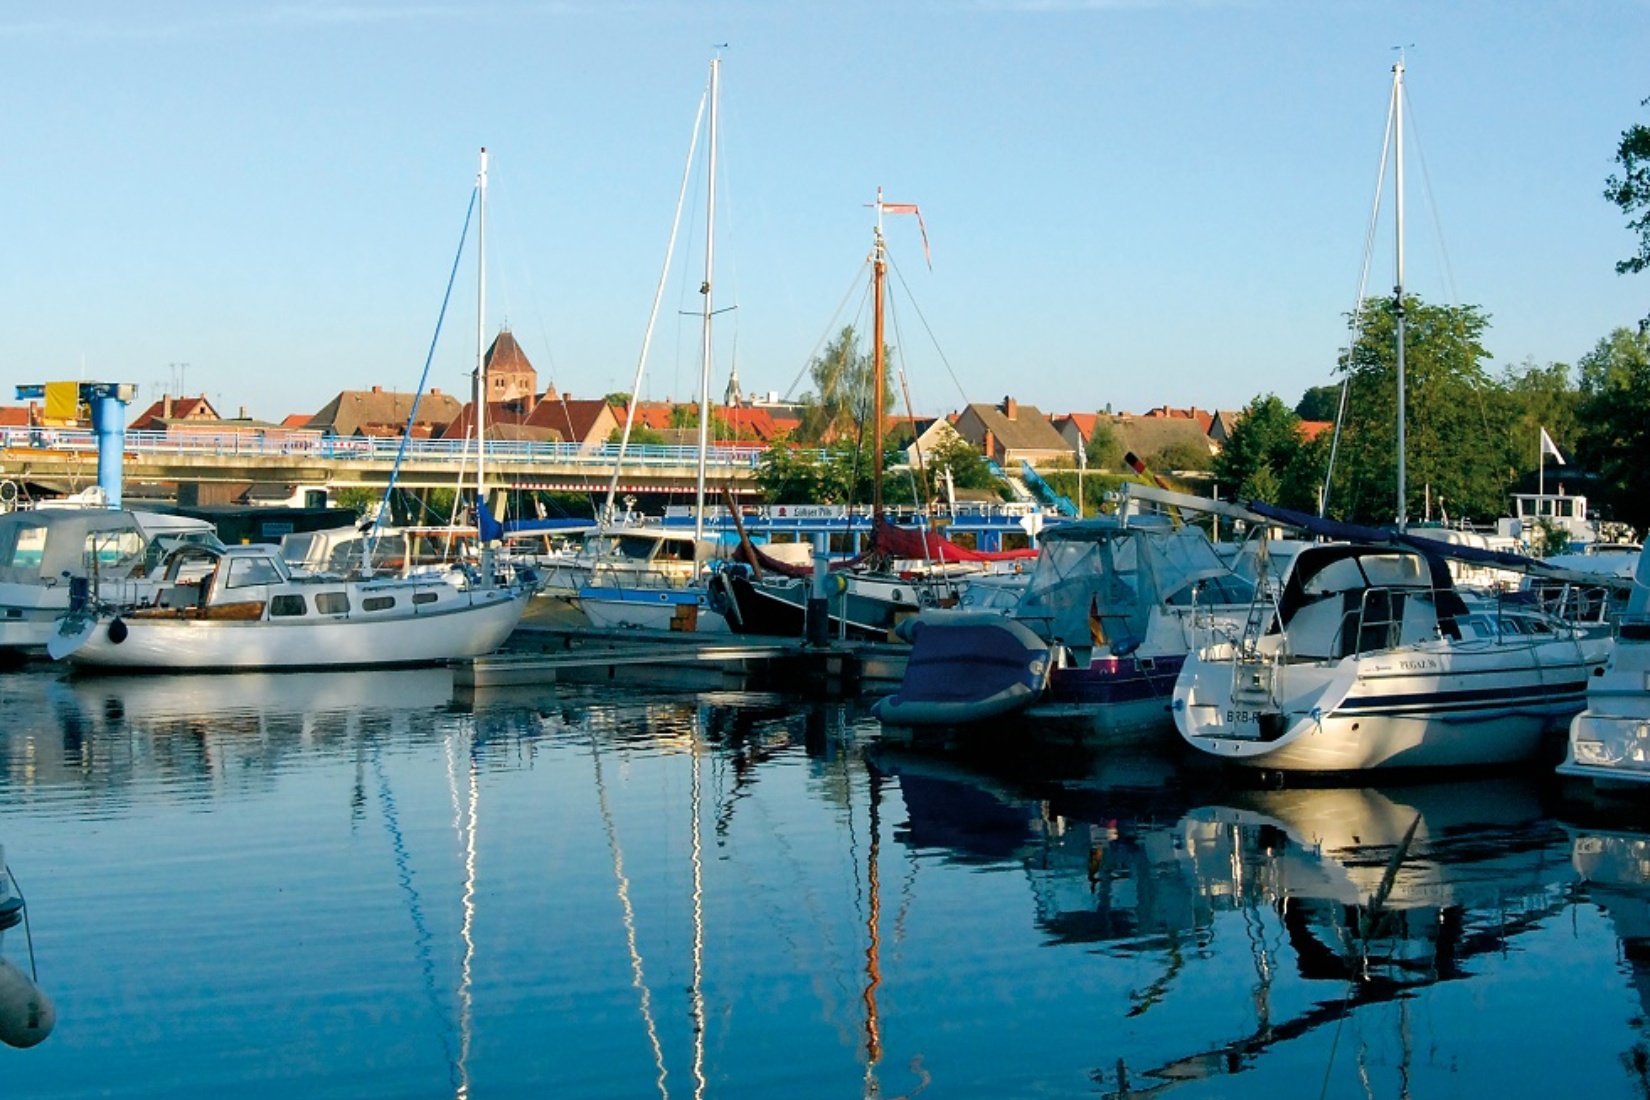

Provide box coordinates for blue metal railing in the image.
[0,426,779,470]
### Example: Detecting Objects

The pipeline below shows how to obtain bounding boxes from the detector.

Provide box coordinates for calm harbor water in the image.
[3,661,1650,1098]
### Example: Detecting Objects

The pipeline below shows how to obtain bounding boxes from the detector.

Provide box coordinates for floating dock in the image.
[455,625,908,696]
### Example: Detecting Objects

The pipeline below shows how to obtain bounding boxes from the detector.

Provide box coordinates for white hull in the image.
[53,588,528,670]
[577,586,729,633]
[1560,626,1650,788]
[1177,635,1605,773]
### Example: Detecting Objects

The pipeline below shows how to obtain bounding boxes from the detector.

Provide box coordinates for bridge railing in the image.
[0,427,785,469]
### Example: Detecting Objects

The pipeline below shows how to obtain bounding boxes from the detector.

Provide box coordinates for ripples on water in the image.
[3,663,1650,1097]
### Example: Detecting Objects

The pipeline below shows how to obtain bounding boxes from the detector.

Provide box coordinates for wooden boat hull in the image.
[710,570,923,642]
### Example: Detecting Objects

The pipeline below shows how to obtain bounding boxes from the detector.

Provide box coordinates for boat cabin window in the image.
[654,540,695,563]
[614,535,663,562]
[362,596,397,612]
[1303,553,1427,596]
[829,533,856,555]
[315,592,350,615]
[4,522,47,569]
[412,591,439,606]
[85,529,145,573]
[270,594,307,617]
[225,556,285,589]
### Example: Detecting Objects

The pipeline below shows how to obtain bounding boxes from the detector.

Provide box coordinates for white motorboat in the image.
[1559,544,1650,790]
[1175,60,1610,775]
[0,506,221,657]
[1174,538,1610,773]
[46,542,531,671]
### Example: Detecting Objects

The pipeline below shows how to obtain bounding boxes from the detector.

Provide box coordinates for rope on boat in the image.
[5,865,38,983]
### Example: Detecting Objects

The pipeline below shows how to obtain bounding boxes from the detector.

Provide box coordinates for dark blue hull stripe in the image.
[1337,679,1588,718]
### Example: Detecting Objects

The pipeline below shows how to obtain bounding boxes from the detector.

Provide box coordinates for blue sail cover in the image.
[1244,501,1636,589]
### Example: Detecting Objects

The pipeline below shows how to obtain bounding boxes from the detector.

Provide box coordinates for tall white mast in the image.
[693,56,719,546]
[1392,61,1407,531]
[474,147,489,517]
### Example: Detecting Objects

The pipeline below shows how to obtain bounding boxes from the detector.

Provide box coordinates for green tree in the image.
[1606,113,1650,281]
[1147,438,1213,473]
[753,440,908,507]
[794,326,895,444]
[1497,358,1579,479]
[1324,295,1506,524]
[927,435,1002,494]
[1212,394,1303,506]
[1575,327,1650,534]
[1085,421,1123,470]
[607,423,665,446]
[1294,383,1342,422]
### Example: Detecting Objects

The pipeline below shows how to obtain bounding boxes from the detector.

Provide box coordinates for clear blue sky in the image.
[3,1,1647,424]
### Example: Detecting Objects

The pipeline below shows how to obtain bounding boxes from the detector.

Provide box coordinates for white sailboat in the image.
[1172,60,1609,775]
[577,56,731,633]
[47,150,533,671]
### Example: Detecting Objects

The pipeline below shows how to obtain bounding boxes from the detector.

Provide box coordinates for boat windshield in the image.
[1012,525,1248,646]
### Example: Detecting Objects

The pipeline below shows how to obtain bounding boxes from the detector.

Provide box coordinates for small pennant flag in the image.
[1539,427,1566,465]
[880,200,931,267]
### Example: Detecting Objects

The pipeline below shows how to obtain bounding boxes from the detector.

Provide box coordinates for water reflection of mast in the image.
[445,732,480,1100]
[690,731,708,1100]
[863,769,884,1096]
[589,737,671,1100]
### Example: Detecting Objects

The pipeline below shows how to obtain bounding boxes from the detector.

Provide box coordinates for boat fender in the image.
[108,617,128,645]
[833,574,847,595]
[0,957,54,1048]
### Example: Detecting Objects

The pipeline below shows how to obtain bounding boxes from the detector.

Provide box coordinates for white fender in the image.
[0,955,55,1048]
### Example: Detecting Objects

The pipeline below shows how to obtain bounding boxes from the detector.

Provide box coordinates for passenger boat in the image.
[873,515,1254,741]
[0,505,221,658]
[46,539,532,671]
[1558,545,1650,790]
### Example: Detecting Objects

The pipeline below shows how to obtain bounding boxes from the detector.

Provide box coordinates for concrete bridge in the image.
[0,427,773,503]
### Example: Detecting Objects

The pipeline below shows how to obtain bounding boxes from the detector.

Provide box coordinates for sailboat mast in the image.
[694,57,719,546]
[475,147,489,515]
[1392,61,1407,531]
[872,190,887,521]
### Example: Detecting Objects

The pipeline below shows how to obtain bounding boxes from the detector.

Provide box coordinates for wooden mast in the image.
[872,189,887,522]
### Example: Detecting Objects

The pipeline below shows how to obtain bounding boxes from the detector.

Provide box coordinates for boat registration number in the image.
[1223,709,1264,738]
